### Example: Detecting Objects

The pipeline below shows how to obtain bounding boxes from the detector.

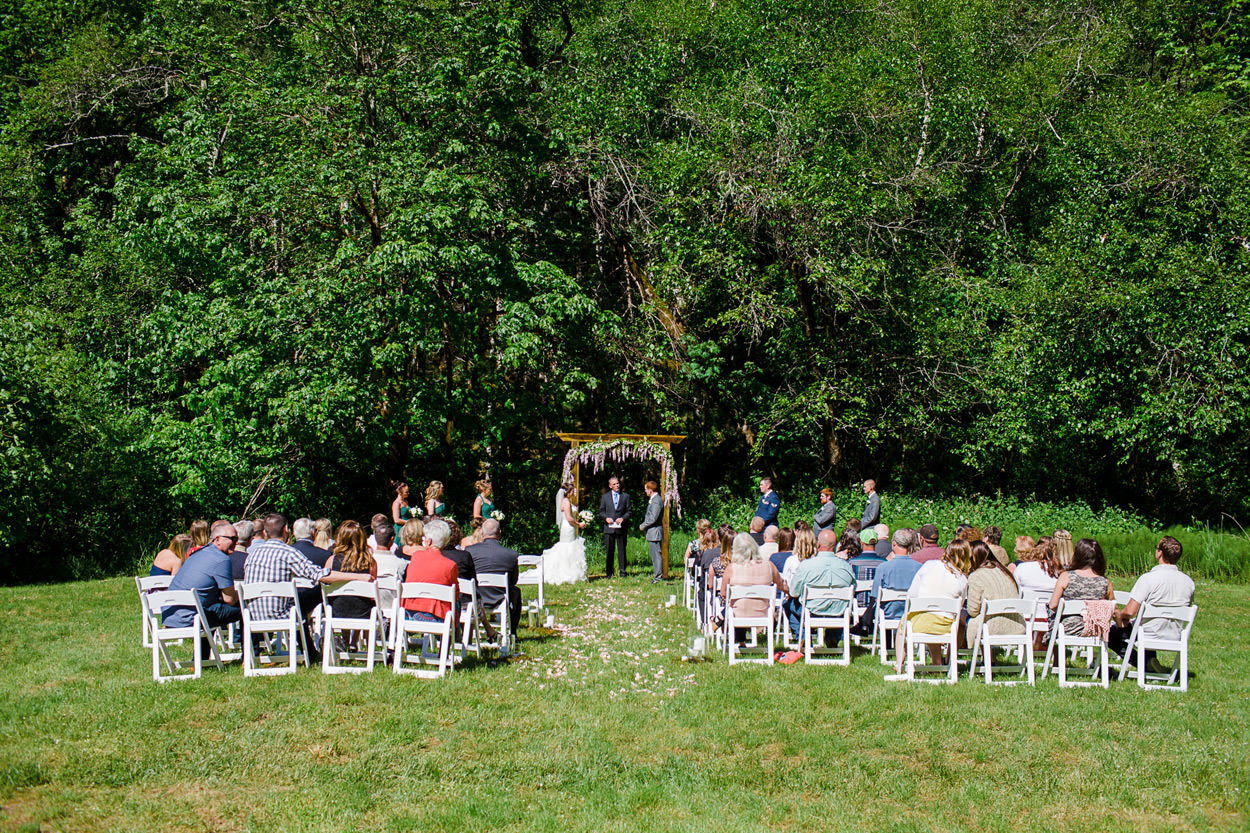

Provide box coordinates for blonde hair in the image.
[793,528,817,562]
[188,520,210,547]
[476,479,491,494]
[425,481,443,503]
[943,540,974,575]
[1053,530,1074,569]
[731,533,761,564]
[313,518,333,549]
[401,519,426,547]
[1014,535,1035,558]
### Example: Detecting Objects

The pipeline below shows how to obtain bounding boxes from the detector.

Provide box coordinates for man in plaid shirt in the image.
[244,513,365,656]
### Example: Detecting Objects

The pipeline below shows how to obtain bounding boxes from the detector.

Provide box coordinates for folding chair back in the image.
[517,554,545,615]
[968,597,1034,685]
[901,596,962,684]
[801,585,854,666]
[375,575,400,652]
[873,588,908,665]
[320,581,383,674]
[136,575,172,648]
[457,577,482,658]
[1019,589,1051,642]
[1042,598,1110,688]
[239,580,307,677]
[725,584,777,665]
[1116,603,1197,691]
[393,582,457,678]
[477,573,513,655]
[145,588,225,682]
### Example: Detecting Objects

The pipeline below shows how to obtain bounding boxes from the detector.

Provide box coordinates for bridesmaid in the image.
[425,480,446,517]
[391,481,417,542]
[473,479,495,521]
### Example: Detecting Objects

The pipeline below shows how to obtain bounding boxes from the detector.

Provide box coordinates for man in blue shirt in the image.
[754,477,780,526]
[872,528,922,624]
[165,520,241,630]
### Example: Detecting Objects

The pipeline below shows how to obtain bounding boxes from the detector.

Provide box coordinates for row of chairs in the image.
[136,561,544,682]
[683,560,1197,689]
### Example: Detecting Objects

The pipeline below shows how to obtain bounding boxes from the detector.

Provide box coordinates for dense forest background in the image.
[2,0,1248,581]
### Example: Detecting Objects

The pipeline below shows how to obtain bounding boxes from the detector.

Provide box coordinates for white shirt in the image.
[759,542,779,560]
[907,559,967,601]
[1129,564,1195,641]
[1014,561,1058,597]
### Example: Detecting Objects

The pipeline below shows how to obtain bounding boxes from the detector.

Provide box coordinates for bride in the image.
[542,482,588,584]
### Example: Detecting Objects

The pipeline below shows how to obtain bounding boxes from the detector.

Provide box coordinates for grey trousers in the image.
[649,540,663,579]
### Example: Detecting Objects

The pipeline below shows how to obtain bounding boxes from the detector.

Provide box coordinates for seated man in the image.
[873,524,891,558]
[747,516,766,547]
[468,518,521,636]
[787,529,855,645]
[848,531,886,610]
[912,523,944,563]
[401,519,460,624]
[869,529,922,641]
[758,525,780,561]
[244,513,363,659]
[165,520,242,631]
[1108,535,1195,673]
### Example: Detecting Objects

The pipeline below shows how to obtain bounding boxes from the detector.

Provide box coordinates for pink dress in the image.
[723,560,782,618]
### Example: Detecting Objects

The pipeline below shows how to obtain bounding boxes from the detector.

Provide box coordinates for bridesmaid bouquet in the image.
[491,509,505,521]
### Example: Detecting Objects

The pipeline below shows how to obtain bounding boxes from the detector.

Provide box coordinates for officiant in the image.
[599,476,631,578]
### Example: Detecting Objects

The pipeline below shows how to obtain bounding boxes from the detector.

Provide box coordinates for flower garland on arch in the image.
[561,439,683,518]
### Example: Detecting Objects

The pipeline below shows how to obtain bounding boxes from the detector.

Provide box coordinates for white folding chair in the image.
[476,573,513,655]
[800,585,854,666]
[725,584,777,666]
[1020,589,1051,648]
[457,577,482,659]
[517,555,545,622]
[850,579,874,645]
[145,589,226,682]
[392,582,457,678]
[1042,599,1109,688]
[706,575,726,649]
[683,552,697,610]
[136,575,172,648]
[1114,590,1132,607]
[900,597,962,684]
[872,588,908,666]
[1116,604,1197,692]
[320,581,384,674]
[240,580,308,677]
[375,575,400,654]
[968,598,1035,685]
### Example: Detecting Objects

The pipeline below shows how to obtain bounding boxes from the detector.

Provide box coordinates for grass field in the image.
[1,560,1247,832]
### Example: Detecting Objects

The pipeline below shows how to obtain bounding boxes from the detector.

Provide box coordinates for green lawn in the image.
[1,568,1246,832]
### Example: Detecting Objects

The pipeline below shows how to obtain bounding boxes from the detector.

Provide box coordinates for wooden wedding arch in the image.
[556,433,686,578]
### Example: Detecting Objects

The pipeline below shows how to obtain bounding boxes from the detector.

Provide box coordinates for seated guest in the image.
[1047,537,1115,638]
[151,533,193,576]
[759,525,780,561]
[437,519,476,583]
[848,531,885,608]
[371,525,407,597]
[861,528,921,640]
[1053,529,1075,569]
[164,520,241,631]
[780,528,817,635]
[462,517,486,548]
[1108,536,1194,673]
[965,541,1025,646]
[685,519,714,587]
[844,518,862,536]
[401,519,460,624]
[787,529,853,645]
[313,518,334,550]
[327,521,376,621]
[955,525,983,543]
[1009,535,1036,571]
[983,526,1010,566]
[187,519,210,555]
[399,519,427,560]
[698,525,732,626]
[244,513,362,659]
[912,524,944,563]
[770,528,795,579]
[366,513,394,552]
[747,516,766,546]
[229,520,253,581]
[904,539,972,666]
[1014,539,1061,597]
[720,533,787,640]
[468,519,521,635]
[873,524,891,558]
[293,517,332,567]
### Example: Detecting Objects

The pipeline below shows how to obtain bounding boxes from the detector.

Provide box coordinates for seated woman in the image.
[313,518,334,550]
[1008,535,1035,572]
[150,533,193,576]
[398,519,426,560]
[1048,537,1115,637]
[697,524,730,627]
[904,539,972,666]
[1052,529,1075,570]
[327,521,376,623]
[187,519,210,555]
[965,541,1026,647]
[685,518,713,571]
[780,527,818,640]
[1014,539,1061,596]
[720,533,787,640]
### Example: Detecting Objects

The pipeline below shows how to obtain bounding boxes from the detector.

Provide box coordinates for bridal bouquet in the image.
[578,509,594,525]
[491,509,505,521]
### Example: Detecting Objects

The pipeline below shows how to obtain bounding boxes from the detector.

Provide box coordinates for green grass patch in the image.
[1,573,1248,831]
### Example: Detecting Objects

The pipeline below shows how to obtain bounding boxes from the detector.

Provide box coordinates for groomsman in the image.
[860,479,881,527]
[639,481,665,583]
[814,488,837,535]
[755,477,780,526]
[600,476,631,577]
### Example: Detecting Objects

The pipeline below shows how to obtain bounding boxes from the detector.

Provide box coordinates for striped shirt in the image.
[243,540,328,621]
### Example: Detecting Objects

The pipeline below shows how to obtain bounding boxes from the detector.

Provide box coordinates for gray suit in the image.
[814,500,837,535]
[641,492,664,579]
[861,492,881,528]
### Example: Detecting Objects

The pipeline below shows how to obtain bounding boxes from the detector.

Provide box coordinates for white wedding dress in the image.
[542,490,587,585]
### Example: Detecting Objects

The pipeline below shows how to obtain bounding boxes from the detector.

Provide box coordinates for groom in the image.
[599,476,631,577]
